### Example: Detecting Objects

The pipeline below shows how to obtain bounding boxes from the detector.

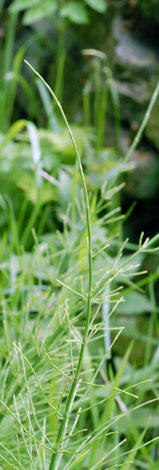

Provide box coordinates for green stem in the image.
[124,80,159,163]
[0,11,17,131]
[96,85,108,151]
[24,60,93,470]
[83,77,91,127]
[104,66,121,154]
[0,0,5,14]
[54,21,66,103]
[71,158,78,228]
[93,59,101,134]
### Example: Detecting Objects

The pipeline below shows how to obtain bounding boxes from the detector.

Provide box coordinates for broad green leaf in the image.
[23,0,57,25]
[60,1,90,25]
[117,292,153,315]
[85,0,107,13]
[129,409,159,430]
[120,426,147,470]
[71,451,89,468]
[9,0,40,13]
[0,120,26,151]
[27,121,41,164]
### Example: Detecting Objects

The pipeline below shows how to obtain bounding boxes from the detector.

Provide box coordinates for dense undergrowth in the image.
[0,65,159,469]
[0,2,159,469]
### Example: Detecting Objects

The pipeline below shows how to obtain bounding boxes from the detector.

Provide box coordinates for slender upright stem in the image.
[124,80,159,163]
[0,12,17,131]
[54,21,66,103]
[24,60,93,470]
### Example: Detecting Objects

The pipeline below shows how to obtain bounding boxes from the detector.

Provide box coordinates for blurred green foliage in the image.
[0,1,159,468]
[139,0,159,22]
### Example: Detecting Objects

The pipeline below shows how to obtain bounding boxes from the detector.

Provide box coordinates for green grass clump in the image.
[0,62,159,470]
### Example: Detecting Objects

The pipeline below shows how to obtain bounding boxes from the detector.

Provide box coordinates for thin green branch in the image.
[24,59,93,470]
[124,80,159,163]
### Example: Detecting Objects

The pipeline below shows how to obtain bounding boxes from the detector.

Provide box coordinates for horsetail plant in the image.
[1,58,159,469]
[22,61,159,470]
[24,60,93,470]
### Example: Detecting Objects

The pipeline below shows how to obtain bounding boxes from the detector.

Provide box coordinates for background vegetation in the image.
[0,1,159,469]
